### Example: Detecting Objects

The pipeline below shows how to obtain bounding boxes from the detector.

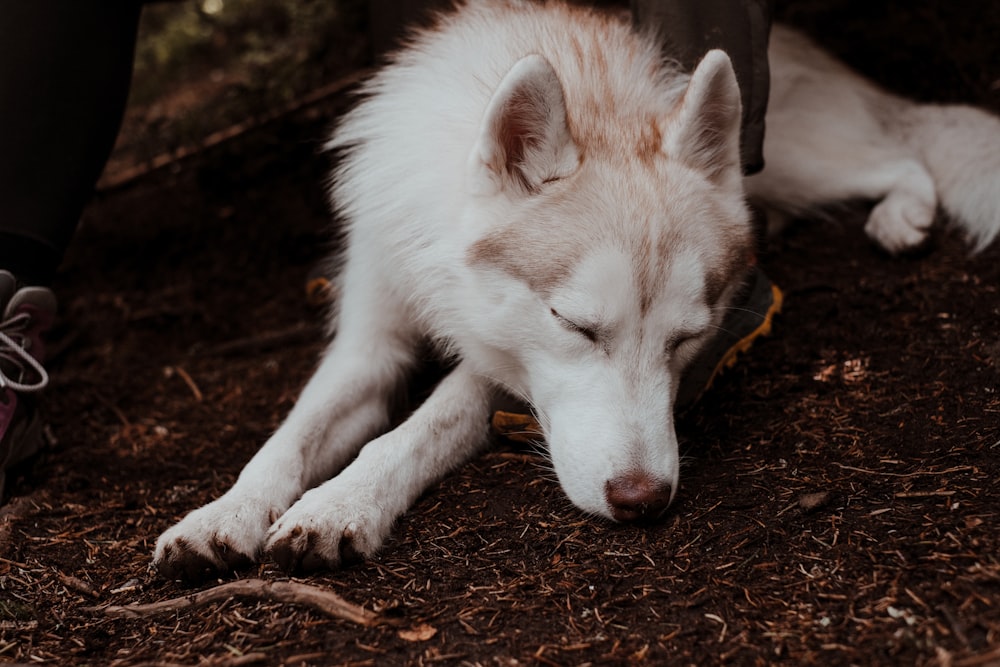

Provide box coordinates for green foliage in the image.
[124,0,367,153]
[133,0,355,84]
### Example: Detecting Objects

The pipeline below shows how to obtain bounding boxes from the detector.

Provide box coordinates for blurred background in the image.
[100,0,367,189]
[100,0,1000,191]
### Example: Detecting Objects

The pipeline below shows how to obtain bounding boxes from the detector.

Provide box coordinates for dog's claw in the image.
[339,525,364,566]
[155,535,259,581]
[267,534,301,572]
[156,540,228,582]
[152,495,278,581]
[299,546,334,573]
[267,528,346,573]
[213,537,255,571]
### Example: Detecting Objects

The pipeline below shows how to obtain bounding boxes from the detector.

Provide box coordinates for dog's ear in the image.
[468,54,580,196]
[664,49,743,187]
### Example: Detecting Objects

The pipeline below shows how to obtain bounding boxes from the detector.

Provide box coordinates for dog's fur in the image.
[154,0,1000,577]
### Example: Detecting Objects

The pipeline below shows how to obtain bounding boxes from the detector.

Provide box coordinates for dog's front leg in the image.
[153,328,415,580]
[265,360,493,572]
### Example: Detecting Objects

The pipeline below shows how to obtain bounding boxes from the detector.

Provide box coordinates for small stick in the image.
[57,571,100,598]
[894,490,955,498]
[97,69,373,193]
[128,654,267,667]
[834,463,973,478]
[196,323,321,358]
[87,579,382,626]
[214,655,269,667]
[954,645,1000,667]
[168,366,204,402]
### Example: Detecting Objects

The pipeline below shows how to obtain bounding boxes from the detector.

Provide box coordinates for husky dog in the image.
[155,0,1000,577]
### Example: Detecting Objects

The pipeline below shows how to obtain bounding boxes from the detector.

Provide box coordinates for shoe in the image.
[674,265,783,412]
[0,271,57,499]
[490,267,782,442]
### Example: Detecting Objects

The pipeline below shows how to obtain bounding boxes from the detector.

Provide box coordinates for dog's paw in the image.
[864,193,935,254]
[154,495,279,581]
[265,479,393,573]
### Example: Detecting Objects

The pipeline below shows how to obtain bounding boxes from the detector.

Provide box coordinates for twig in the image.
[57,571,100,598]
[87,579,383,626]
[833,464,973,478]
[127,655,268,667]
[97,68,373,193]
[954,644,1000,667]
[937,604,971,650]
[166,366,204,402]
[195,323,321,358]
[894,490,955,498]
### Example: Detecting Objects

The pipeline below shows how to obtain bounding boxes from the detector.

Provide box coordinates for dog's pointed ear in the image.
[468,54,580,196]
[664,50,743,186]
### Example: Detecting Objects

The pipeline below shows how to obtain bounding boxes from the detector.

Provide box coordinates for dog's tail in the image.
[906,103,1000,252]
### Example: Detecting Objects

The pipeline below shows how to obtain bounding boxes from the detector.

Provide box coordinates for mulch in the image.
[1,1,999,665]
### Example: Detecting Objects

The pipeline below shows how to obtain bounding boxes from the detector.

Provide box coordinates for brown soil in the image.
[2,2,999,665]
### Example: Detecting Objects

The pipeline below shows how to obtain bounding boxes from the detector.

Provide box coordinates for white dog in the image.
[155,0,1000,578]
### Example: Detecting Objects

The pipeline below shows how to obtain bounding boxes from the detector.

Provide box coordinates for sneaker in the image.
[490,267,782,441]
[674,266,783,411]
[0,270,57,499]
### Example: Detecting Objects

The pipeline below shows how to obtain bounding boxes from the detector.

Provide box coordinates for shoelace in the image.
[0,311,49,393]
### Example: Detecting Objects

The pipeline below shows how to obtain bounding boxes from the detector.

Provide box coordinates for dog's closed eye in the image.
[666,331,702,356]
[550,308,600,344]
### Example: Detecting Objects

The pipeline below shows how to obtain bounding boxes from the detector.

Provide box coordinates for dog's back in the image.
[753,25,1000,252]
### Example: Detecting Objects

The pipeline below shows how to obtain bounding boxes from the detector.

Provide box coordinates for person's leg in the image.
[631,0,772,177]
[369,0,452,55]
[0,1,142,497]
[0,1,142,286]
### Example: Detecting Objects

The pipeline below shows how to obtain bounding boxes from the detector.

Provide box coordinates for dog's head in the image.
[461,50,754,521]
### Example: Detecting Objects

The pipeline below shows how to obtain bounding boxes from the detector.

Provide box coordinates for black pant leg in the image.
[0,1,142,285]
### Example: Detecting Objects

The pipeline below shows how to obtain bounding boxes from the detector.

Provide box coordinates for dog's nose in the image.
[605,473,673,522]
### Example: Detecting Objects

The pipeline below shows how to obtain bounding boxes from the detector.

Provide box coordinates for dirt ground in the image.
[2,1,999,665]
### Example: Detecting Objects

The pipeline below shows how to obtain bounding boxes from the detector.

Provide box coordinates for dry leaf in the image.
[398,623,438,642]
[490,410,543,443]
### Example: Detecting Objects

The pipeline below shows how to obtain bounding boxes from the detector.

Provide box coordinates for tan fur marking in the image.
[636,119,663,165]
[569,34,586,74]
[635,232,656,316]
[704,242,752,307]
[468,225,583,295]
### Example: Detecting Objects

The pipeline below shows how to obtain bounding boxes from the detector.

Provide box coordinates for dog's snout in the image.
[604,473,673,522]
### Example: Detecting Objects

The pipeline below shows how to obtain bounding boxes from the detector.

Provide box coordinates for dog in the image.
[154,0,1000,578]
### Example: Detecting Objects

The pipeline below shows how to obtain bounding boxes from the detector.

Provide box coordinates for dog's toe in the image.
[213,536,256,571]
[265,491,390,573]
[155,534,260,581]
[267,526,343,573]
[339,524,365,565]
[299,541,337,573]
[156,538,227,582]
[865,193,935,254]
[153,495,277,580]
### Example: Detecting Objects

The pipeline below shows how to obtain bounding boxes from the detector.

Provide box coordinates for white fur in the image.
[154,1,1000,577]
[747,25,1000,253]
